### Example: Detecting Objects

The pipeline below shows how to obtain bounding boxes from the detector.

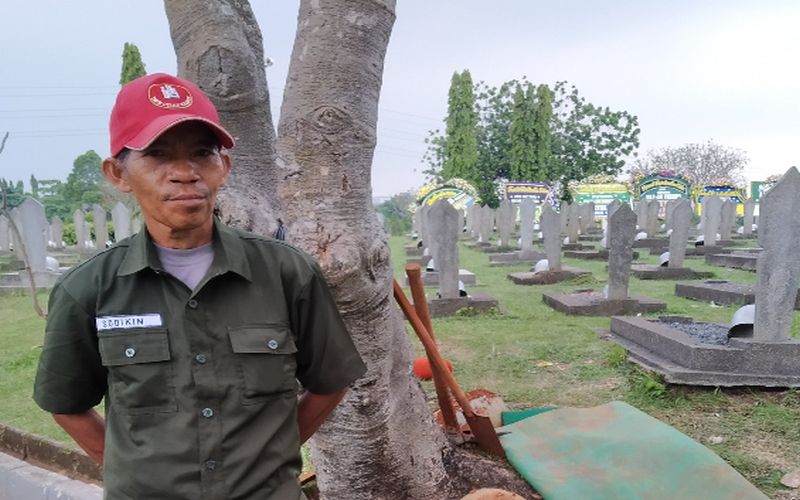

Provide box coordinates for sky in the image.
[1,1,798,197]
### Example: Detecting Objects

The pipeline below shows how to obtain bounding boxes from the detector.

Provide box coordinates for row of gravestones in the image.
[0,198,139,273]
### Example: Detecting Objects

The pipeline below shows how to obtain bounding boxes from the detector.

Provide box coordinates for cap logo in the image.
[147,83,193,109]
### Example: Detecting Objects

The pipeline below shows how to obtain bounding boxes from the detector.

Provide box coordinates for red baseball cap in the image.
[109,73,235,157]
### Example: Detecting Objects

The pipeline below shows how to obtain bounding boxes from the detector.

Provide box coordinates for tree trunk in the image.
[164,0,279,233]
[164,1,536,499]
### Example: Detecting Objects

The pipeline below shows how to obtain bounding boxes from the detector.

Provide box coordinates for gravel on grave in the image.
[651,318,730,346]
[700,280,754,293]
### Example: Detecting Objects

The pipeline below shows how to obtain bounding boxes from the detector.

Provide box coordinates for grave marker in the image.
[0,214,8,251]
[93,204,109,249]
[16,197,48,272]
[754,167,800,342]
[607,204,637,300]
[428,200,460,299]
[541,204,561,271]
[702,197,722,247]
[50,217,64,249]
[111,202,132,241]
[742,199,755,236]
[668,200,692,268]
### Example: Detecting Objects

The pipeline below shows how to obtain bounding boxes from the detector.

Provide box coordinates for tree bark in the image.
[275,1,456,498]
[164,0,279,233]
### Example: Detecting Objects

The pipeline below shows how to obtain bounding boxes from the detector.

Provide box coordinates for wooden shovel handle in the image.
[393,279,476,418]
[404,264,459,432]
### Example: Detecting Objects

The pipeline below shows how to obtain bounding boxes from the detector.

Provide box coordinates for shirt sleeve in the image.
[33,283,107,414]
[291,261,367,394]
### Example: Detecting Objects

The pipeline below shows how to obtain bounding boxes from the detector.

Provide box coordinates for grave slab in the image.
[632,238,669,248]
[507,266,591,285]
[542,289,665,316]
[609,316,800,387]
[704,252,758,271]
[561,243,594,251]
[427,292,499,318]
[404,269,476,287]
[648,245,733,256]
[404,245,423,256]
[488,250,545,267]
[563,249,641,261]
[630,264,713,280]
[675,281,800,309]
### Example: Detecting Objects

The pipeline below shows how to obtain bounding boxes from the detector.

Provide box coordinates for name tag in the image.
[96,314,163,331]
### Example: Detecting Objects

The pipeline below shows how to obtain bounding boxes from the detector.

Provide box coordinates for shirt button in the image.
[267,339,279,350]
[205,460,216,471]
[187,299,198,309]
[195,353,207,364]
[201,407,214,418]
[124,347,136,358]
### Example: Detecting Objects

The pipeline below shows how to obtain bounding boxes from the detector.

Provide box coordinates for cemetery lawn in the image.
[1,241,798,497]
[392,237,800,499]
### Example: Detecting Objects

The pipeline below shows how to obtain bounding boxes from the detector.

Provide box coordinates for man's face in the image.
[105,121,231,236]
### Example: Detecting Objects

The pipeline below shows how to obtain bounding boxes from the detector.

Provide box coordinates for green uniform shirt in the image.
[33,220,366,500]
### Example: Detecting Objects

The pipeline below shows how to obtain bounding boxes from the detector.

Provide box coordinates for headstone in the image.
[74,209,86,250]
[518,198,536,253]
[754,167,800,342]
[667,200,692,268]
[496,200,514,247]
[457,209,465,235]
[578,203,594,234]
[111,202,132,241]
[50,217,64,249]
[541,204,562,272]
[559,205,568,233]
[742,199,755,236]
[606,199,623,218]
[412,209,422,237]
[16,197,48,272]
[428,200,460,299]
[719,200,734,240]
[702,197,722,247]
[0,214,8,251]
[636,200,647,230]
[665,199,679,232]
[10,208,23,260]
[93,204,109,249]
[645,200,660,238]
[465,204,475,237]
[606,204,637,300]
[567,203,580,243]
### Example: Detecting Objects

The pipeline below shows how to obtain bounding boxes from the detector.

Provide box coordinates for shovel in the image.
[393,279,506,458]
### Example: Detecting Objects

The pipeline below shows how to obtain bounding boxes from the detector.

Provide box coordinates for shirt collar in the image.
[117,218,252,282]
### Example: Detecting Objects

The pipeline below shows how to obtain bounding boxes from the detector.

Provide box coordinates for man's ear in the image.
[102,157,132,193]
[219,150,232,186]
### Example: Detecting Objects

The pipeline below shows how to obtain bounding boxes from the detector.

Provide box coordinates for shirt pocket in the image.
[98,328,177,415]
[228,325,298,403]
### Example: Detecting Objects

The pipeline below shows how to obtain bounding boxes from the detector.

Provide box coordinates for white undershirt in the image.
[153,242,214,290]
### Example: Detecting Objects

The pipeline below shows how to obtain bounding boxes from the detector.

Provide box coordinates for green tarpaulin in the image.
[499,401,767,500]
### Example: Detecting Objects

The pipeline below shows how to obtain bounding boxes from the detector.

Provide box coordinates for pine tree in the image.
[442,70,479,181]
[120,42,147,85]
[509,83,537,181]
[532,84,554,180]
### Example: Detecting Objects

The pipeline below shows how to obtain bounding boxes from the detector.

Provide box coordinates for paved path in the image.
[0,451,101,500]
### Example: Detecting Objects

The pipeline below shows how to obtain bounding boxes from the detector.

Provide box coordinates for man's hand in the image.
[297,389,348,444]
[52,410,105,465]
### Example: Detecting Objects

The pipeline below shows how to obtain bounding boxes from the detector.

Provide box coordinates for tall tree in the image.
[119,42,147,85]
[29,174,39,198]
[532,84,554,180]
[442,70,479,180]
[630,140,748,186]
[63,150,103,207]
[550,81,640,199]
[509,83,537,181]
[164,1,529,498]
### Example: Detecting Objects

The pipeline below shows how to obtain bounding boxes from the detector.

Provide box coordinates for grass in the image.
[2,238,798,497]
[392,235,800,498]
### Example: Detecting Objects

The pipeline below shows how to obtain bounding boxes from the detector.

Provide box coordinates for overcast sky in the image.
[1,1,797,197]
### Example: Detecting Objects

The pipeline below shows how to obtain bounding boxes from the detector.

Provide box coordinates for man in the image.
[33,73,366,499]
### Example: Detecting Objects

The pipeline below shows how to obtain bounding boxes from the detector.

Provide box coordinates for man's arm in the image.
[297,389,348,444]
[52,410,105,465]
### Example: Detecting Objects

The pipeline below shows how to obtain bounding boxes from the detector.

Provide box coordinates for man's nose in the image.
[169,157,200,182]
